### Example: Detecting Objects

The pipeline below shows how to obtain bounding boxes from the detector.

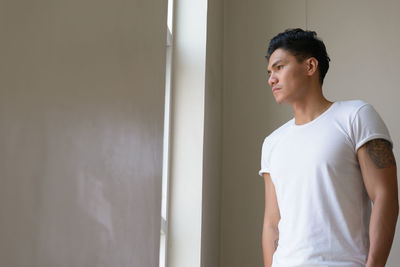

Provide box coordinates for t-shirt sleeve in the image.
[259,137,272,176]
[351,103,393,152]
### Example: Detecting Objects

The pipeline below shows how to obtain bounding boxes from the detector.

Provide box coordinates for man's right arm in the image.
[262,173,280,267]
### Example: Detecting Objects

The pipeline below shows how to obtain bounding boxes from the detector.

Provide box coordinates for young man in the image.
[259,28,398,267]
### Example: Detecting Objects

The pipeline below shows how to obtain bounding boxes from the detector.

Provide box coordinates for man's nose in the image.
[268,74,277,87]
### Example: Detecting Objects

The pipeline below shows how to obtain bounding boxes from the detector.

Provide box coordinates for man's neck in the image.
[290,93,333,126]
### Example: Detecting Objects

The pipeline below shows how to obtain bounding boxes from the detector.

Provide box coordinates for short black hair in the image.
[266,28,330,85]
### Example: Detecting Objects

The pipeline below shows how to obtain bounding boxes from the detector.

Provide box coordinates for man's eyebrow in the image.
[271,59,283,68]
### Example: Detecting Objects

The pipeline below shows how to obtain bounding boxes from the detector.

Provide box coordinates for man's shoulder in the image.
[335,99,369,111]
[333,99,371,119]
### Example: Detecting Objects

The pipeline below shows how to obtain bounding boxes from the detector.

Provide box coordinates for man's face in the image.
[267,48,309,104]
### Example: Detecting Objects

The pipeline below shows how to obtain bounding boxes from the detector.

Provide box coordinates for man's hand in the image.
[262,173,280,267]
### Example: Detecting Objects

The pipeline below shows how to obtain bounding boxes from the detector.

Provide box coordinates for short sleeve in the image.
[258,137,272,176]
[351,104,392,152]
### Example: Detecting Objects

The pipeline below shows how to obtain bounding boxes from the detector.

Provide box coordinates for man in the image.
[259,28,398,267]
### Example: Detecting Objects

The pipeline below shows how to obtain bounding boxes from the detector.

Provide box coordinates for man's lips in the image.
[272,87,281,92]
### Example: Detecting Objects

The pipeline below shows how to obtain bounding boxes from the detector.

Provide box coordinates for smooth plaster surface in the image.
[0,0,167,266]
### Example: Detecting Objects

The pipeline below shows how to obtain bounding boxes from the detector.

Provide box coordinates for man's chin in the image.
[274,97,285,105]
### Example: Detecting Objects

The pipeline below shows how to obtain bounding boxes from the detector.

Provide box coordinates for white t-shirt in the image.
[259,100,393,267]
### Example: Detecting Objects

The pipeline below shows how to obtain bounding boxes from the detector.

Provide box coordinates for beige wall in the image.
[0,0,167,266]
[221,0,400,266]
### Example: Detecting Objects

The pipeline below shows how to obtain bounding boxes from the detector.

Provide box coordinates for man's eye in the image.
[277,65,283,70]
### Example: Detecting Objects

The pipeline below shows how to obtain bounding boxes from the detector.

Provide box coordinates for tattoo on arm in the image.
[365,139,396,168]
[274,238,279,250]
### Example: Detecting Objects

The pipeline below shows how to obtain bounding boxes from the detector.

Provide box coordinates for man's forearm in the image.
[262,224,279,267]
[366,196,399,267]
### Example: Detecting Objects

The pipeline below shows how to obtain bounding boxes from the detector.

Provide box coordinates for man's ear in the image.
[305,57,319,77]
